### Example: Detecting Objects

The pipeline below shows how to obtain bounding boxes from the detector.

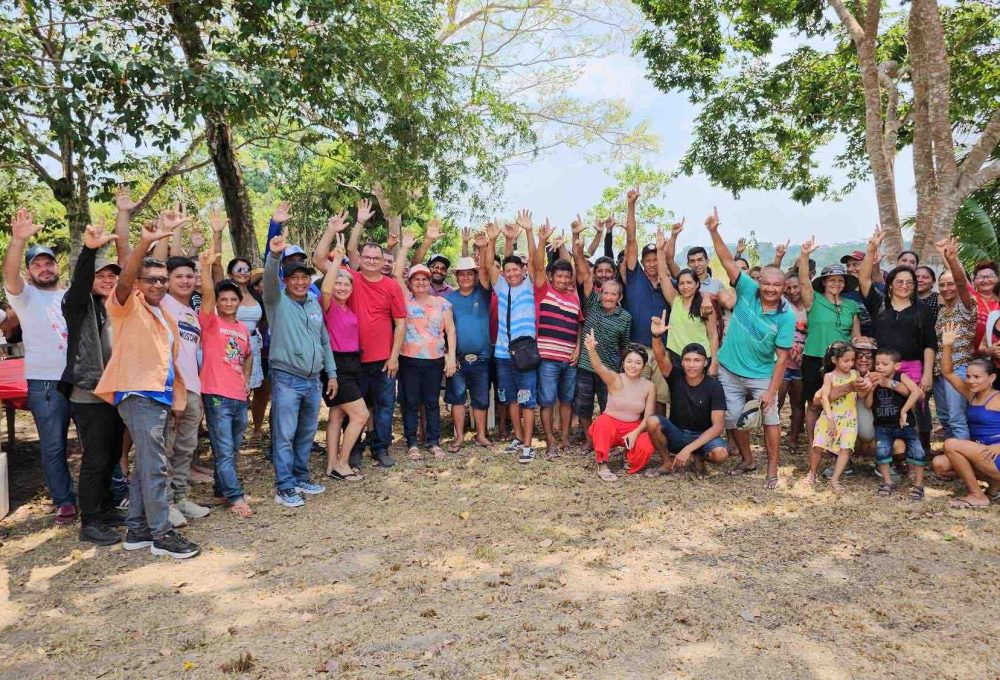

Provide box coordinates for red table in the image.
[0,358,27,449]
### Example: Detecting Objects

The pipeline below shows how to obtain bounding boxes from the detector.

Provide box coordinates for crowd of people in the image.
[5,183,1000,560]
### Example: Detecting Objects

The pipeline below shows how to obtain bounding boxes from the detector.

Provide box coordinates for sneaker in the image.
[123,527,154,551]
[504,438,524,454]
[294,481,326,496]
[54,503,77,525]
[168,504,189,528]
[101,508,128,527]
[274,488,305,508]
[175,498,211,519]
[79,522,121,546]
[518,447,535,464]
[348,452,363,469]
[115,496,130,511]
[822,464,855,479]
[373,451,396,468]
[151,530,200,559]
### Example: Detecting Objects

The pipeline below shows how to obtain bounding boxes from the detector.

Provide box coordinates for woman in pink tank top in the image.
[583,329,657,481]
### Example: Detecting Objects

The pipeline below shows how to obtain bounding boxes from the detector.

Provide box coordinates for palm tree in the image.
[952,197,999,269]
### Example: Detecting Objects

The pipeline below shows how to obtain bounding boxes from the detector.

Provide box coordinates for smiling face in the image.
[599,279,622,310]
[966,362,994,396]
[168,264,196,299]
[503,261,525,287]
[897,252,918,270]
[217,290,241,317]
[429,261,448,285]
[92,268,118,298]
[332,270,353,302]
[456,268,477,293]
[285,270,311,299]
[844,258,861,276]
[594,262,615,285]
[27,254,59,289]
[550,268,574,293]
[974,267,998,295]
[137,264,168,306]
[677,272,698,300]
[938,271,957,303]
[641,251,658,279]
[854,350,873,375]
[409,272,431,295]
[888,269,916,302]
[360,244,383,275]
[823,274,845,297]
[687,252,708,278]
[229,260,251,285]
[681,351,706,379]
[915,267,934,295]
[783,276,801,304]
[622,350,646,378]
[757,268,785,305]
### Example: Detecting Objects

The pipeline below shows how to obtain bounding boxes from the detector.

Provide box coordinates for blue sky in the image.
[501,52,916,250]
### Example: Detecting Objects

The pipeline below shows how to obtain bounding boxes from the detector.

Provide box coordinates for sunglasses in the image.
[138,276,168,286]
[232,265,251,274]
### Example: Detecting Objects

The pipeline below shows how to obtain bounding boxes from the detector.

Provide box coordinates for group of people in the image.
[5,183,1000,560]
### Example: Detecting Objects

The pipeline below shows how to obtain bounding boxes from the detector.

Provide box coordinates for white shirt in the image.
[4,283,68,380]
[160,294,201,394]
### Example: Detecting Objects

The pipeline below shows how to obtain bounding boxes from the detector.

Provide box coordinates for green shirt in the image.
[578,291,632,374]
[717,274,796,380]
[666,298,711,357]
[803,294,860,358]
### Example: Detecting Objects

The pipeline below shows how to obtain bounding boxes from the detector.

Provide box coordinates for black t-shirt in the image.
[872,372,914,427]
[666,371,726,432]
[863,288,937,362]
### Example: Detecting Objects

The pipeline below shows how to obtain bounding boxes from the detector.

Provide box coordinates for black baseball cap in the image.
[282,261,315,278]
[428,253,451,269]
[641,243,657,256]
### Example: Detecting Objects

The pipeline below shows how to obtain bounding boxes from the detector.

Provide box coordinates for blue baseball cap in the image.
[282,245,307,259]
[25,244,56,266]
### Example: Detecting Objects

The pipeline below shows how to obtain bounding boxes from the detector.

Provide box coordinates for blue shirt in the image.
[624,263,669,347]
[717,274,796,380]
[446,284,492,358]
[494,277,535,359]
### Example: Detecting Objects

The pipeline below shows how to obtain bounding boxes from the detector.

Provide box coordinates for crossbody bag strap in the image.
[506,282,512,346]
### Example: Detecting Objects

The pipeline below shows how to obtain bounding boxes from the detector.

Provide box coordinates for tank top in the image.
[872,371,913,427]
[666,298,711,357]
[967,391,1000,445]
[605,375,651,422]
[236,300,263,335]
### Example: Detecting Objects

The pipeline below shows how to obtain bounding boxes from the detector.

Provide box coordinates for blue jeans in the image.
[270,369,322,491]
[536,360,577,407]
[203,395,249,502]
[351,360,397,459]
[655,417,728,457]
[399,356,444,447]
[117,395,171,538]
[495,358,537,408]
[445,358,490,410]
[875,425,926,466]
[934,367,969,440]
[26,379,73,506]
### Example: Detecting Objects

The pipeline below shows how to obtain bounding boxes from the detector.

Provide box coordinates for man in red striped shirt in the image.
[529,221,583,457]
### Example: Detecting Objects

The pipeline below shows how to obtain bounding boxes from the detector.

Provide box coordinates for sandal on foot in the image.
[545,446,561,461]
[875,482,895,498]
[643,467,665,478]
[907,485,925,502]
[597,469,618,482]
[800,472,817,488]
[829,480,847,495]
[448,441,463,453]
[728,462,758,476]
[407,446,422,461]
[764,476,779,490]
[949,496,988,509]
[430,445,446,459]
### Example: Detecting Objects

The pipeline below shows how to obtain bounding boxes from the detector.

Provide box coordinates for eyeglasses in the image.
[361,255,382,262]
[138,276,168,286]
[892,279,915,287]
[232,265,250,274]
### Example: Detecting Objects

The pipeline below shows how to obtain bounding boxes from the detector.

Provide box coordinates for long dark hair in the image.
[885,266,917,304]
[676,268,703,320]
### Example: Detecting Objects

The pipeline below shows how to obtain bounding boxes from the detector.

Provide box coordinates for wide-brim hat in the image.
[454,256,477,272]
[407,263,431,280]
[812,263,858,293]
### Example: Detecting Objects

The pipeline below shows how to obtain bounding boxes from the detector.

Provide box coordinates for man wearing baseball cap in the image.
[409,219,454,296]
[840,250,878,336]
[59,224,127,544]
[2,208,75,524]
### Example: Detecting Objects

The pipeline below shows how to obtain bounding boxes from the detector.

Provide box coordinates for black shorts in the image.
[573,368,608,418]
[801,354,824,406]
[323,351,363,407]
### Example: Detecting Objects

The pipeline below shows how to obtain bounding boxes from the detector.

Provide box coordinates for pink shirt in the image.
[198,311,250,401]
[324,301,360,353]
[402,293,451,359]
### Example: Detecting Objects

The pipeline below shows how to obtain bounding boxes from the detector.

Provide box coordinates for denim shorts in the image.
[495,358,537,408]
[536,359,577,407]
[783,367,802,381]
[445,357,491,410]
[717,365,780,429]
[655,417,727,457]
[874,425,926,466]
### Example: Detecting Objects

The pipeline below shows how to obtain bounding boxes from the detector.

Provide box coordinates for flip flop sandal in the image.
[544,447,561,460]
[431,445,446,459]
[407,446,422,461]
[829,481,847,495]
[949,497,988,509]
[448,441,463,453]
[989,490,1000,504]
[643,467,664,478]
[728,462,759,476]
[800,473,818,488]
[597,469,618,482]
[764,476,779,490]
[907,485,925,502]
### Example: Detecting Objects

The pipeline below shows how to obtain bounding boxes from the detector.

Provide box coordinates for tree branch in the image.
[827,0,865,44]
[129,135,206,216]
[958,108,1000,181]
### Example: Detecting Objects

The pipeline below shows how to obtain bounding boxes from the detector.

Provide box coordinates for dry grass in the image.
[1,413,999,679]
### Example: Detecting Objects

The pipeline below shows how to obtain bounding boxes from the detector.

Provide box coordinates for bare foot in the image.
[229,498,253,518]
[475,437,492,447]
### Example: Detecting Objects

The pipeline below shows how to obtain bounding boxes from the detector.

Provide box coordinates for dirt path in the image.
[1,416,999,679]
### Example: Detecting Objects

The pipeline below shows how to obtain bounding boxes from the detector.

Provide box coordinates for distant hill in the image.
[680,242,870,271]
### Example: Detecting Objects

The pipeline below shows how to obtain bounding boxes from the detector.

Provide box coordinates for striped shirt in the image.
[577,291,632,374]
[535,281,583,362]
[494,276,536,359]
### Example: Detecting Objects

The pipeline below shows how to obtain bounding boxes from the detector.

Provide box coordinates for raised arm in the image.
[531,215,551,287]
[319,233,346,312]
[649,311,673,379]
[460,227,472,258]
[117,219,173,306]
[937,236,974,308]
[663,218,683,278]
[114,184,138,265]
[312,209,350,273]
[798,236,818,311]
[624,183,640,272]
[859,227,884,299]
[198,243,220,317]
[655,230,679,306]
[66,225,118,312]
[208,206,227,284]
[263,233,287,306]
[572,217,593,296]
[940,322,973,399]
[772,239,789,269]
[583,329,622,389]
[585,217,605,257]
[516,210,535,275]
[151,205,191,261]
[704,207,740,284]
[482,223,501,286]
[501,221,519,260]
[393,229,416,292]
[3,208,43,297]
[410,218,441,265]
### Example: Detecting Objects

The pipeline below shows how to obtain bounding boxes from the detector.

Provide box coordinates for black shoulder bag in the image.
[506,284,540,371]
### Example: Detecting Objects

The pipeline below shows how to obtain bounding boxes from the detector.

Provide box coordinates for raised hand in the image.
[485,222,500,241]
[208,205,228,234]
[425,218,442,241]
[356,198,374,224]
[326,208,350,234]
[650,310,668,338]
[655,228,666,252]
[386,231,400,251]
[82,223,118,250]
[584,328,598,351]
[537,218,554,243]
[801,235,819,256]
[272,200,292,224]
[160,203,190,232]
[775,239,790,259]
[868,225,885,250]
[190,228,206,250]
[548,234,567,252]
[570,214,585,237]
[331,233,347,261]
[115,184,139,213]
[627,182,640,205]
[9,208,42,241]
[670,217,685,238]
[602,214,615,231]
[473,230,489,249]
[704,206,720,232]
[141,216,175,243]
[461,227,473,244]
[515,209,533,232]
[735,237,747,257]
[269,233,288,255]
[941,321,958,347]
[198,242,220,270]
[401,228,416,250]
[501,222,520,242]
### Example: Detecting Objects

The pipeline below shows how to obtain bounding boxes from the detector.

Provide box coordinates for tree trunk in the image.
[908,6,937,261]
[168,1,261,265]
[52,132,89,271]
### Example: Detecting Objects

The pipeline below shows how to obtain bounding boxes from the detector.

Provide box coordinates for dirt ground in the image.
[1,409,999,680]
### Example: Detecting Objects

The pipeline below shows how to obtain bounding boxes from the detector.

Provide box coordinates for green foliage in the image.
[586,162,673,250]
